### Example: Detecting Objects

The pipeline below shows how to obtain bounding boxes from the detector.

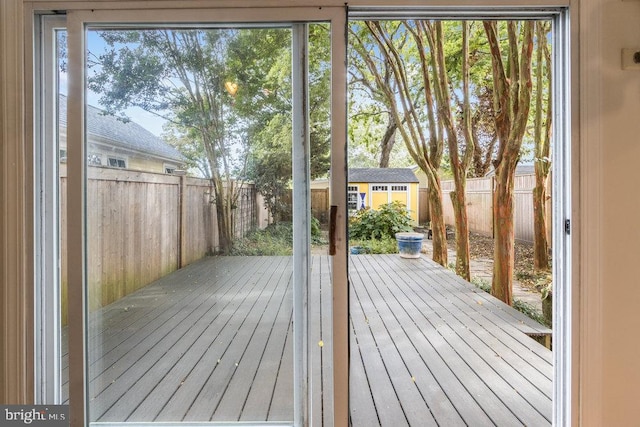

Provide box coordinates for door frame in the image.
[28,2,576,427]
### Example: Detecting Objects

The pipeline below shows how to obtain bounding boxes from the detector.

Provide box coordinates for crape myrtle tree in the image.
[89,29,244,254]
[351,20,449,267]
[88,28,306,254]
[348,31,400,169]
[407,20,477,280]
[352,20,485,275]
[532,21,552,272]
[483,20,535,304]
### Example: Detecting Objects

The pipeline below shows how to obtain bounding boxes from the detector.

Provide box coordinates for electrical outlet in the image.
[622,48,640,70]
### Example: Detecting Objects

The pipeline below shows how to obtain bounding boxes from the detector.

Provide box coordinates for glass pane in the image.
[83,26,299,423]
[348,19,554,425]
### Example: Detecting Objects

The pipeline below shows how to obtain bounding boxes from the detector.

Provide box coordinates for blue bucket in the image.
[395,232,424,259]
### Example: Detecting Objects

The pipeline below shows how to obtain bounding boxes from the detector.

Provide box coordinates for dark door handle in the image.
[329,205,337,255]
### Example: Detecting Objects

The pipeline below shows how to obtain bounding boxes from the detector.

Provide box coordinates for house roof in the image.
[349,168,419,183]
[59,95,185,163]
[485,163,535,177]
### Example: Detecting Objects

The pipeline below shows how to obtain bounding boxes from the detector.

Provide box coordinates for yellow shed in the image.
[348,168,420,224]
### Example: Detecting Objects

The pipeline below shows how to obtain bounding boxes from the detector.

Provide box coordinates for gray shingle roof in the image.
[349,168,419,183]
[485,163,535,177]
[59,95,184,162]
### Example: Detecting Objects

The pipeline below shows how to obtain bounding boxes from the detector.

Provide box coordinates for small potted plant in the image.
[395,231,425,258]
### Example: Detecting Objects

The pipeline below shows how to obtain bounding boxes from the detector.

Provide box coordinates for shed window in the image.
[348,185,359,210]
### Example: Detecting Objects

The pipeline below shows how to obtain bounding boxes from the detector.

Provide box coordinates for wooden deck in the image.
[62,254,552,425]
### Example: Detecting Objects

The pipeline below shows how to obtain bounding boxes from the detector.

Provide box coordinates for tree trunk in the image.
[533,21,552,272]
[428,178,448,267]
[379,115,397,168]
[213,182,235,255]
[450,188,471,281]
[492,166,515,305]
[533,175,550,270]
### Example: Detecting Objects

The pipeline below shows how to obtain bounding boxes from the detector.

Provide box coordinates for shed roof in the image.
[349,168,419,183]
[59,95,184,163]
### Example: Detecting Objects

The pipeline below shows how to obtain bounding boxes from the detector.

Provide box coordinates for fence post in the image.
[178,174,187,268]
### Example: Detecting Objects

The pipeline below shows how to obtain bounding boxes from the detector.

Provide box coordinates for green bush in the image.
[311,216,327,245]
[230,219,326,256]
[471,277,550,328]
[350,236,399,254]
[231,222,293,256]
[513,300,551,328]
[349,201,413,240]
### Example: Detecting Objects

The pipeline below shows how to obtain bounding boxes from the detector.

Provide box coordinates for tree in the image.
[88,29,247,253]
[444,23,499,179]
[352,20,449,266]
[409,20,476,280]
[88,28,302,253]
[243,24,331,221]
[533,21,552,271]
[483,21,535,304]
[348,39,400,168]
[466,87,499,178]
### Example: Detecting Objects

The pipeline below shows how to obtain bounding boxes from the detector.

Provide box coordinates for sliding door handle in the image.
[329,205,337,255]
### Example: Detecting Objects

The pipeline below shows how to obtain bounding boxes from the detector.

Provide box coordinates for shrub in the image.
[513,299,550,328]
[471,277,550,328]
[231,222,293,256]
[311,216,327,245]
[350,237,398,254]
[231,219,326,256]
[349,201,413,240]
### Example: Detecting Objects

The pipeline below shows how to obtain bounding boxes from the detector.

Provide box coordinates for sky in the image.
[57,29,167,137]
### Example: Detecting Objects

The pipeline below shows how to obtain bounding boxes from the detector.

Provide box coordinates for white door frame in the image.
[33,4,572,427]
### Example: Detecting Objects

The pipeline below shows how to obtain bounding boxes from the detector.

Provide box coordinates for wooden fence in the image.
[311,188,330,224]
[60,166,258,322]
[422,174,552,244]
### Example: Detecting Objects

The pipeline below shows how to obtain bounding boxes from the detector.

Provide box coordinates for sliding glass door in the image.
[64,8,347,426]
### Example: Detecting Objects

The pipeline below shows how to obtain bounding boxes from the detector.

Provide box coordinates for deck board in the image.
[62,254,552,425]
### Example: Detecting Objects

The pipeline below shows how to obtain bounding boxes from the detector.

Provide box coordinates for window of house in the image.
[391,185,407,191]
[107,156,126,168]
[87,153,102,166]
[371,185,388,191]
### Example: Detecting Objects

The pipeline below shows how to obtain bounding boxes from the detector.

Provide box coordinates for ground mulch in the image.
[458,232,552,293]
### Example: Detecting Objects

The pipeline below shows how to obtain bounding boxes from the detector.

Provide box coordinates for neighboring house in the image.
[58,95,185,174]
[485,163,535,177]
[348,167,420,223]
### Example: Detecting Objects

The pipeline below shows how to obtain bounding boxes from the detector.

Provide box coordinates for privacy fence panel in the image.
[311,188,329,224]
[60,166,258,322]
[437,173,552,245]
